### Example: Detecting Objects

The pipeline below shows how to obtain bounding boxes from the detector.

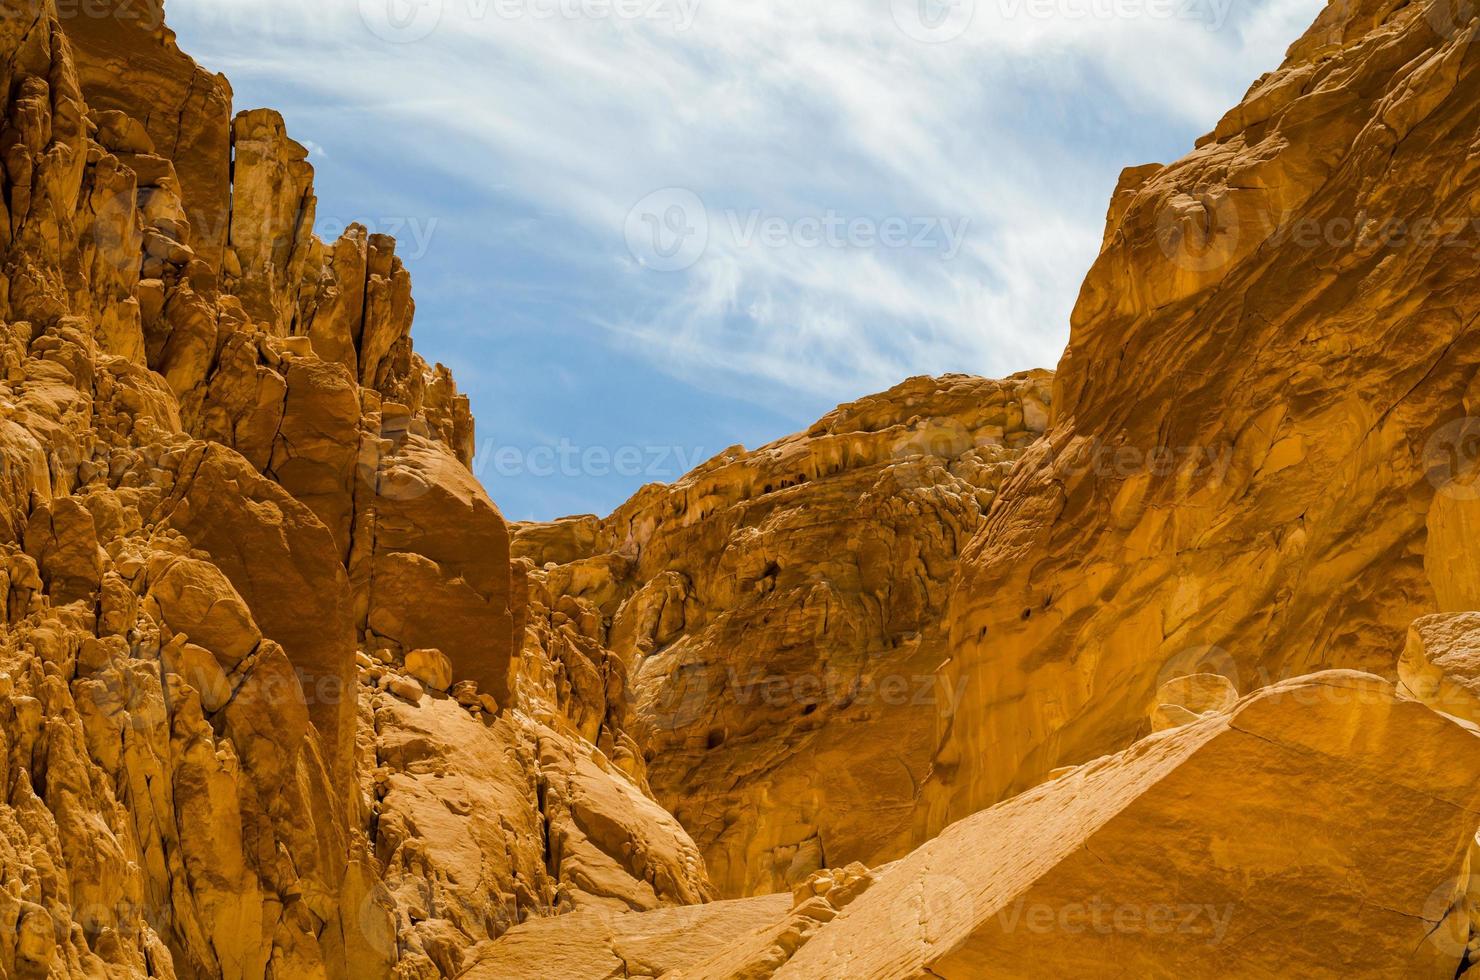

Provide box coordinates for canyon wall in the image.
[0,3,710,977]
[922,0,1480,830]
[513,372,1050,897]
[5,0,1480,977]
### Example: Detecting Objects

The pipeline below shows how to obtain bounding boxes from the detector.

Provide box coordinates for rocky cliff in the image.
[513,372,1051,898]
[0,3,708,977]
[5,0,1480,978]
[919,0,1480,833]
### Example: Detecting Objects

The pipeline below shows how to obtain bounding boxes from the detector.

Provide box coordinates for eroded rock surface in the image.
[514,372,1051,897]
[927,0,1480,833]
[0,3,707,977]
[1399,612,1480,722]
[462,894,792,980]
[9,0,1480,977]
[722,673,1480,978]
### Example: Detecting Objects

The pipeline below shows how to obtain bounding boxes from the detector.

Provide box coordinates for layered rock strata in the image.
[0,3,708,977]
[8,0,1480,977]
[713,672,1480,979]
[513,372,1051,897]
[924,0,1480,835]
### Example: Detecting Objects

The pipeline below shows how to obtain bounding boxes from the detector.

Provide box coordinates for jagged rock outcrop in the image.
[356,684,712,977]
[1399,611,1480,721]
[513,372,1051,897]
[0,3,708,977]
[359,430,515,708]
[61,0,231,271]
[10,0,1480,976]
[924,0,1480,834]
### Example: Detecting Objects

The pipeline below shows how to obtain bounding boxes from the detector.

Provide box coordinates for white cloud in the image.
[170,0,1323,400]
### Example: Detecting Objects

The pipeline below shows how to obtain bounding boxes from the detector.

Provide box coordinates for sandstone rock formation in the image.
[513,372,1051,897]
[359,685,712,977]
[8,0,1480,977]
[0,3,705,977]
[461,894,792,980]
[712,672,1480,978]
[924,0,1480,836]
[1399,611,1480,722]
[468,669,1480,978]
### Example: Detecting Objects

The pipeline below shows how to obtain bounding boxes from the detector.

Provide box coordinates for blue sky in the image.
[167,0,1322,522]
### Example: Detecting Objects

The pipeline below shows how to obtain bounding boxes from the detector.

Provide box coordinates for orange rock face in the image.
[8,0,1480,978]
[756,673,1480,978]
[924,0,1480,832]
[514,372,1052,898]
[0,4,692,977]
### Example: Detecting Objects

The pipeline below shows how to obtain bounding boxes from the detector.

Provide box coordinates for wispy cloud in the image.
[171,0,1321,405]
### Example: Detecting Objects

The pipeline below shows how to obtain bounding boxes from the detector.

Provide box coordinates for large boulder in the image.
[1399,612,1480,723]
[689,673,1480,978]
[360,433,516,707]
[145,554,262,668]
[23,495,102,605]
